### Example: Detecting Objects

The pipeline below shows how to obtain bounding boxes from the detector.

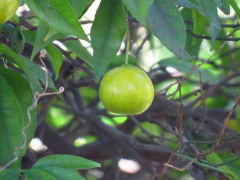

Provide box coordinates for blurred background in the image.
[10,0,240,179]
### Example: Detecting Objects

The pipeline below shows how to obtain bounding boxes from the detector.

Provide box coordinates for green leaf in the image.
[185,9,207,56]
[207,153,239,180]
[122,0,153,26]
[192,9,208,35]
[183,8,205,56]
[46,106,73,129]
[31,21,63,60]
[230,0,240,17]
[24,22,92,67]
[32,167,85,180]
[195,0,221,47]
[109,55,137,67]
[175,0,200,9]
[43,28,60,42]
[0,44,55,92]
[22,30,36,44]
[147,0,191,59]
[91,0,127,80]
[64,39,93,67]
[24,169,57,180]
[158,58,218,83]
[212,0,230,15]
[0,169,19,180]
[24,0,88,41]
[222,155,240,176]
[33,154,100,170]
[0,24,3,33]
[176,153,240,177]
[3,23,25,54]
[46,44,64,80]
[70,0,94,17]
[0,68,36,168]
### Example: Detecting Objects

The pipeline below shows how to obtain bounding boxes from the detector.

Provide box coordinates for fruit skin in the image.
[0,0,20,24]
[99,64,154,115]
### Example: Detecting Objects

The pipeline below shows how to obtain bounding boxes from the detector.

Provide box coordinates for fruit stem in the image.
[125,24,130,64]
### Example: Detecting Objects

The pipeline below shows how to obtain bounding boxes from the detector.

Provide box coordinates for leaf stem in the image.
[125,25,130,64]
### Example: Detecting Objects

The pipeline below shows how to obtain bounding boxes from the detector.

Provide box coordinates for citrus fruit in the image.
[99,64,154,115]
[0,0,20,24]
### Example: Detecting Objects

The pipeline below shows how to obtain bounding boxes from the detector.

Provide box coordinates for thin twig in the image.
[163,94,240,172]
[193,72,207,130]
[129,116,177,142]
[187,30,240,42]
[176,81,184,149]
[199,94,240,155]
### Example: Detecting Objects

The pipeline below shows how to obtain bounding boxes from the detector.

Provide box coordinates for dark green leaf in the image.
[147,0,191,59]
[0,24,3,33]
[3,23,25,53]
[109,55,137,67]
[0,68,36,168]
[24,23,93,68]
[213,0,230,15]
[32,167,85,180]
[24,169,57,180]
[70,0,94,17]
[31,21,63,60]
[183,8,205,56]
[91,0,127,80]
[0,44,55,92]
[195,0,221,47]
[230,0,240,17]
[22,30,36,44]
[174,0,200,9]
[64,39,93,67]
[33,154,100,170]
[46,44,64,79]
[24,0,88,41]
[0,169,19,180]
[122,0,153,26]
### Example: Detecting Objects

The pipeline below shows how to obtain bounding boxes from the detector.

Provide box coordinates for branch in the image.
[185,20,240,28]
[187,30,240,42]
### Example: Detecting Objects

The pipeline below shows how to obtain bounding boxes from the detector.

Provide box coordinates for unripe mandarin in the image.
[0,0,19,24]
[99,64,154,115]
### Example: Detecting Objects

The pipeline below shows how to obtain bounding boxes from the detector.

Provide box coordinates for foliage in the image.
[0,0,240,179]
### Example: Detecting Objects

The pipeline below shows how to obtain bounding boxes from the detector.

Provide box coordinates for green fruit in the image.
[99,64,154,115]
[0,0,19,24]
